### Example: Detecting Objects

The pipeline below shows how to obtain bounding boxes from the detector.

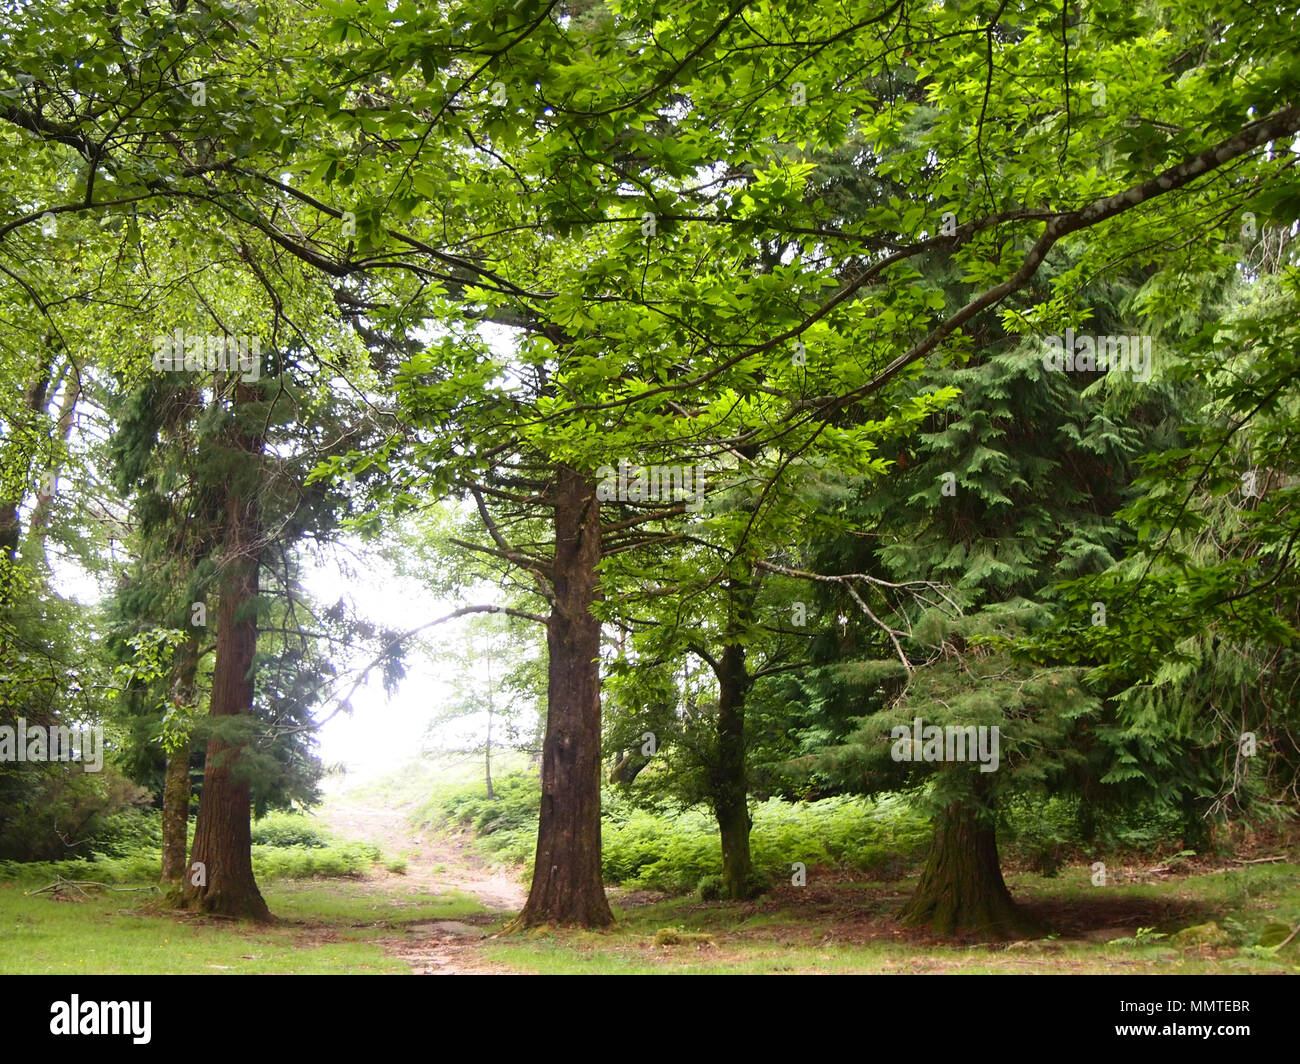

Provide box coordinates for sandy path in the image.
[316,799,526,974]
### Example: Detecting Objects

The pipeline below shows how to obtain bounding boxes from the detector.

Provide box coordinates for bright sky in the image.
[302,548,460,780]
[300,544,538,782]
[48,534,514,785]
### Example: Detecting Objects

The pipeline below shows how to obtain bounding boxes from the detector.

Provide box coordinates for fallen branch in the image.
[26,877,162,897]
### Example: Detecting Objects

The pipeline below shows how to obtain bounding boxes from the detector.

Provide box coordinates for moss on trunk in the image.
[898,801,1038,938]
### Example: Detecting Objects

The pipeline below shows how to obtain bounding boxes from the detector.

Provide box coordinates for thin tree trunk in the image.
[712,642,762,899]
[25,371,81,558]
[484,632,495,800]
[161,632,200,890]
[160,738,193,887]
[485,703,495,801]
[513,465,612,928]
[180,383,270,921]
[898,798,1037,938]
[0,353,56,571]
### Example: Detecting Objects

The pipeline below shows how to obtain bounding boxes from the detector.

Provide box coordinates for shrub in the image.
[251,841,379,879]
[421,775,933,894]
[0,766,152,862]
[250,811,332,849]
[696,874,725,901]
[422,773,540,836]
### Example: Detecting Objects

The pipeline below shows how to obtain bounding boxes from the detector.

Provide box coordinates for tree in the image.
[5,0,1299,932]
[426,611,538,799]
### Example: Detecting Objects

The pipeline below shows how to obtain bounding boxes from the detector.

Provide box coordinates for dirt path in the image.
[317,799,526,974]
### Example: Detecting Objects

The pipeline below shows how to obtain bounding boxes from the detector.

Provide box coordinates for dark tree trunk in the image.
[712,643,763,899]
[898,799,1037,938]
[160,738,192,888]
[160,633,199,890]
[180,384,270,921]
[513,465,613,928]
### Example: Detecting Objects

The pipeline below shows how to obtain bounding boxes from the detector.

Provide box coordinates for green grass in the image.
[265,881,488,928]
[3,751,1295,975]
[476,863,1300,975]
[0,878,489,975]
[1,847,1294,975]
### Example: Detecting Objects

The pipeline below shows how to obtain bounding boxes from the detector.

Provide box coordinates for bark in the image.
[160,738,192,888]
[711,643,763,899]
[898,800,1038,938]
[0,355,56,568]
[609,749,649,785]
[25,371,80,555]
[179,384,270,921]
[513,465,613,928]
[160,633,200,889]
[484,638,495,799]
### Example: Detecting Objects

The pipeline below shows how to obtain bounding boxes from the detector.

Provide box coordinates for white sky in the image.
[302,548,460,780]
[46,537,520,785]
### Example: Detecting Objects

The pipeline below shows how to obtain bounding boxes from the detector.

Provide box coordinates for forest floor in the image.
[2,777,1297,974]
[308,781,1300,975]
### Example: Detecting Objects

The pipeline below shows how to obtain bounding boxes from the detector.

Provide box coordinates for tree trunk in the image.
[712,642,763,899]
[485,712,495,800]
[513,465,613,928]
[25,371,81,561]
[484,636,495,800]
[160,737,192,888]
[0,354,56,573]
[180,384,270,921]
[898,799,1036,938]
[160,633,200,890]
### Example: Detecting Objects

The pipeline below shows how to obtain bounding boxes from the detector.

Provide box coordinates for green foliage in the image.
[425,773,930,893]
[998,793,1210,875]
[696,874,726,902]
[250,812,333,850]
[418,771,540,838]
[250,843,380,880]
[0,853,162,885]
[4,0,1300,932]
[601,795,930,893]
[0,804,374,882]
[0,767,152,862]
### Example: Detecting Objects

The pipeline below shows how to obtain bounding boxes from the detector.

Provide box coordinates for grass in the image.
[2,852,1295,975]
[0,877,488,975]
[474,863,1300,975]
[3,753,1296,974]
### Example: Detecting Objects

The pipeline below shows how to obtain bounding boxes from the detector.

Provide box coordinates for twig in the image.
[26,876,162,896]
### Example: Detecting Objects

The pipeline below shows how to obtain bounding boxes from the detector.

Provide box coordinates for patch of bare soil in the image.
[315,801,526,974]
[689,871,1213,951]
